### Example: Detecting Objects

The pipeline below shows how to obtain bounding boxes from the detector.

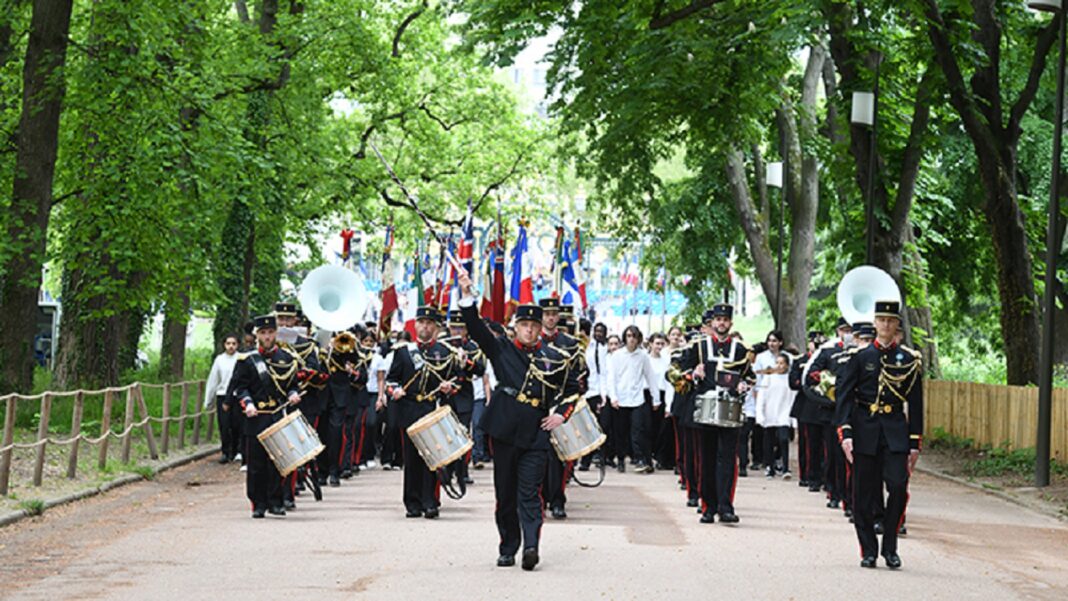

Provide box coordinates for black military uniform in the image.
[285,320,330,492]
[671,327,703,507]
[788,332,826,491]
[443,310,487,488]
[385,307,460,519]
[229,315,302,518]
[803,321,855,511]
[322,330,370,485]
[835,301,922,569]
[539,298,587,520]
[668,305,754,524]
[459,297,581,571]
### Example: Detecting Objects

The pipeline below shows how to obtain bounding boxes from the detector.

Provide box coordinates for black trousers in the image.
[402,431,439,512]
[246,433,283,510]
[681,426,700,501]
[215,395,241,459]
[738,417,764,468]
[612,400,652,464]
[800,422,824,485]
[325,403,347,476]
[491,437,548,555]
[823,424,847,505]
[341,412,359,471]
[652,397,675,469]
[446,411,473,483]
[544,453,571,510]
[853,443,909,557]
[380,401,403,467]
[697,426,739,515]
[762,425,790,473]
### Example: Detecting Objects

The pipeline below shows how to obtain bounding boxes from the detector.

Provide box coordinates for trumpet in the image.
[332,330,359,354]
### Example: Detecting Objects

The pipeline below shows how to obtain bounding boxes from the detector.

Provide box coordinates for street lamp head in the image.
[766,162,783,188]
[851,91,875,126]
[1027,0,1062,12]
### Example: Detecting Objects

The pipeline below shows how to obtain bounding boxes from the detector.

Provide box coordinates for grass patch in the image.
[927,426,974,450]
[130,464,156,480]
[18,498,45,516]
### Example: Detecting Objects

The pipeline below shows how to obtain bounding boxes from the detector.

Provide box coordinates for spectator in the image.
[648,333,675,470]
[580,322,613,470]
[607,325,659,473]
[757,354,793,479]
[205,335,241,464]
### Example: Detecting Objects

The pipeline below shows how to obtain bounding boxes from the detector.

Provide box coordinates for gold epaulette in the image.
[236,352,250,361]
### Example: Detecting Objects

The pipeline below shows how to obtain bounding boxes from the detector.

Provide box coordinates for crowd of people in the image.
[206,286,923,572]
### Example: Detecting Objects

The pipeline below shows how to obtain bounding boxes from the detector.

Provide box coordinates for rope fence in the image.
[0,380,213,495]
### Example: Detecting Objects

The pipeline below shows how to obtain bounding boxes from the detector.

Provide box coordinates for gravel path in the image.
[2,455,1066,600]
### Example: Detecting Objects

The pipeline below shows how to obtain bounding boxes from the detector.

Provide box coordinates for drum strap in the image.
[436,468,467,500]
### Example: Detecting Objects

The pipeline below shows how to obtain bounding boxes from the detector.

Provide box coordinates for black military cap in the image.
[874,300,901,320]
[273,302,297,317]
[447,309,466,328]
[253,314,277,331]
[807,330,823,342]
[538,297,561,311]
[703,303,733,322]
[835,317,851,330]
[856,323,876,339]
[514,304,543,324]
[415,306,444,324]
[559,304,575,316]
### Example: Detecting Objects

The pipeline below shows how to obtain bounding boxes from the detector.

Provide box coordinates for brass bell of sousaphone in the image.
[298,264,371,333]
[836,265,902,325]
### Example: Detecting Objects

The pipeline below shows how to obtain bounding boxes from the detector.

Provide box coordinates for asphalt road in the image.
[1,454,1066,601]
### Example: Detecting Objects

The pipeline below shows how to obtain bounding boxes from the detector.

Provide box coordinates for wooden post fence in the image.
[120,387,135,464]
[161,383,171,455]
[134,384,159,460]
[98,389,114,470]
[0,396,16,495]
[67,391,85,479]
[32,394,53,486]
[178,383,189,449]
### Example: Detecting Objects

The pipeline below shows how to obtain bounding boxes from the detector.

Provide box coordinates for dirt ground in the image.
[2,451,1068,601]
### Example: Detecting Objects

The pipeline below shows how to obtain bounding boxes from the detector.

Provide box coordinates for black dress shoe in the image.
[252,507,266,519]
[521,548,539,571]
[873,521,884,535]
[267,506,286,516]
[497,555,515,567]
[405,509,423,518]
[317,474,328,486]
[799,479,810,487]
[284,499,296,510]
[424,507,440,519]
[860,556,877,568]
[464,476,475,485]
[340,468,353,479]
[719,512,740,524]
[329,475,340,487]
[898,525,907,536]
[738,468,748,478]
[808,483,822,492]
[617,462,625,473]
[551,507,567,519]
[686,498,699,508]
[883,553,902,569]
[219,455,231,464]
[843,508,853,518]
[827,500,840,509]
[699,511,715,524]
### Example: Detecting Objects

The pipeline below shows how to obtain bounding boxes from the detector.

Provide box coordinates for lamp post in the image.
[1029,0,1066,487]
[767,161,784,326]
[852,69,879,264]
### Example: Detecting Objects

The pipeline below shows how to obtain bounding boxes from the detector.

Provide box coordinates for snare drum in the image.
[693,391,744,428]
[406,405,473,471]
[257,410,325,477]
[550,399,606,461]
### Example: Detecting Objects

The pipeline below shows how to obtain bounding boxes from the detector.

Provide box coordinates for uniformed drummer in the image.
[538,298,587,520]
[836,301,923,569]
[384,307,461,519]
[228,315,304,519]
[667,304,754,524]
[456,269,581,571]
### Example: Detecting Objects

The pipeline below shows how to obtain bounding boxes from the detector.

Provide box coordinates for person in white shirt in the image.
[205,335,240,463]
[756,354,794,479]
[648,333,675,470]
[607,325,660,473]
[579,322,611,471]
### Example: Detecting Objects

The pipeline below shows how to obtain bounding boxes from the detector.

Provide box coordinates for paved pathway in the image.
[1,455,1067,600]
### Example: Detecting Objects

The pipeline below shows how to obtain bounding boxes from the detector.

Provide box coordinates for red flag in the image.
[378,222,398,335]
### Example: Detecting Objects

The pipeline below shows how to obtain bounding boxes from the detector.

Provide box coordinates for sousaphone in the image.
[298,264,372,333]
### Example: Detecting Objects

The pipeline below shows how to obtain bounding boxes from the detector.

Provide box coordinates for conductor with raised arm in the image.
[456,268,582,571]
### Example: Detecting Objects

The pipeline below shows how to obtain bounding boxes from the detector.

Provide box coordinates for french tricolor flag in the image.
[507,221,533,320]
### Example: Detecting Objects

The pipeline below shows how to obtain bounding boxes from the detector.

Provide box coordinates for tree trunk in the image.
[159,288,190,381]
[0,0,74,394]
